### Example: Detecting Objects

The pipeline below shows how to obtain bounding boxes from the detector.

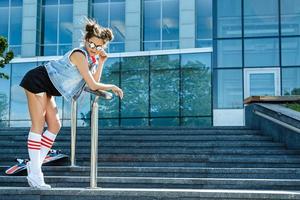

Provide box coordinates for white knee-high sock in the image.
[27,132,42,175]
[40,130,57,165]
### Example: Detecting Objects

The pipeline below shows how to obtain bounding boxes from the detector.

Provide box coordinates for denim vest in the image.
[45,46,97,101]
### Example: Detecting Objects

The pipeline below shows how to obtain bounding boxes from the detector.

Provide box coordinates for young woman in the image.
[19,18,123,189]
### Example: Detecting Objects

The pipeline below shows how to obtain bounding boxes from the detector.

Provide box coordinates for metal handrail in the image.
[253,110,300,134]
[70,87,113,188]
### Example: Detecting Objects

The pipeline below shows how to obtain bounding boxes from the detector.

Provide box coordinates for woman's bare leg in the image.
[25,90,47,134]
[24,89,51,188]
[40,95,61,165]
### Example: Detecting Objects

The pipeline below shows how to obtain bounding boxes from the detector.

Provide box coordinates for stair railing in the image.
[70,87,113,188]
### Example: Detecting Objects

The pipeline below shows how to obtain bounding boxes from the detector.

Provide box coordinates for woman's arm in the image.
[70,52,111,91]
[92,50,107,82]
[70,51,124,99]
[92,61,103,82]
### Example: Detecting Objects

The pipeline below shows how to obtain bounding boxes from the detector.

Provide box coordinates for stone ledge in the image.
[244,96,300,104]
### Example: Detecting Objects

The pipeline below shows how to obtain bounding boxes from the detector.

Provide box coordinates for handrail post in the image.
[70,99,77,167]
[90,96,100,188]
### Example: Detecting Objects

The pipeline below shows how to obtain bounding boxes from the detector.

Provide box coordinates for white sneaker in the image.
[26,162,51,189]
[26,161,33,187]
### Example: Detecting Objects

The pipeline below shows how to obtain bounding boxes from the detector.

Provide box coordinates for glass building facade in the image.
[0,51,212,127]
[0,0,299,127]
[214,0,300,111]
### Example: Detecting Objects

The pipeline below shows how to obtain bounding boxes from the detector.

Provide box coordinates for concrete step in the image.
[0,128,262,135]
[3,154,300,163]
[0,141,285,147]
[75,162,300,168]
[2,160,300,168]
[2,176,300,190]
[3,148,299,155]
[0,187,299,200]
[5,134,273,141]
[3,166,300,179]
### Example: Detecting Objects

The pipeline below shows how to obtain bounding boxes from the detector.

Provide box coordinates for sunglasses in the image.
[87,40,104,51]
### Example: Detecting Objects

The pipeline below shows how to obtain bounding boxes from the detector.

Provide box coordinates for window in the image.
[143,0,179,50]
[0,64,11,127]
[244,38,279,67]
[181,53,212,126]
[150,54,180,118]
[281,0,300,36]
[217,39,242,68]
[41,0,73,56]
[10,62,37,126]
[281,37,300,66]
[214,69,243,108]
[92,0,125,53]
[0,0,22,56]
[282,67,300,95]
[121,56,149,118]
[196,0,212,47]
[217,0,241,38]
[244,0,279,37]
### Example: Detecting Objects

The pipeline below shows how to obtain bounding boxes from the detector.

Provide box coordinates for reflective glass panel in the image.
[0,4,8,38]
[110,1,125,43]
[121,118,148,127]
[100,58,120,118]
[282,67,300,95]
[162,0,179,41]
[42,4,58,45]
[244,0,279,37]
[76,93,91,127]
[9,5,22,45]
[144,41,161,51]
[10,120,31,127]
[217,0,241,38]
[59,4,73,44]
[0,0,9,7]
[0,64,11,126]
[43,0,58,5]
[10,62,37,120]
[196,0,212,47]
[217,39,242,68]
[109,43,125,53]
[121,56,149,117]
[244,38,279,67]
[281,0,300,36]
[144,0,160,41]
[42,45,58,56]
[281,37,300,66]
[181,53,211,116]
[150,54,180,117]
[182,117,211,127]
[92,0,108,27]
[58,44,72,55]
[214,69,243,108]
[11,0,22,6]
[249,73,275,96]
[99,119,119,128]
[150,117,179,127]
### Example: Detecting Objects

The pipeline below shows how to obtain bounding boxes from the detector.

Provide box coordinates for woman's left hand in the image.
[98,50,108,63]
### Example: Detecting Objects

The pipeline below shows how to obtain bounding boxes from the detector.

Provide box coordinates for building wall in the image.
[213,0,300,125]
[0,0,299,127]
[0,50,212,128]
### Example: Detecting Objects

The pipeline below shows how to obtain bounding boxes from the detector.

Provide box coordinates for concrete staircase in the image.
[1,127,300,199]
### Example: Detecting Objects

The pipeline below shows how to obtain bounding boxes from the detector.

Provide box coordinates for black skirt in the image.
[19,65,62,96]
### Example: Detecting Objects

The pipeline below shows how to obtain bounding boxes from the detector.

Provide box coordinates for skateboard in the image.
[5,149,68,175]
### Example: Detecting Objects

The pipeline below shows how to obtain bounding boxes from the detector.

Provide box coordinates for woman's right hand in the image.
[111,85,124,99]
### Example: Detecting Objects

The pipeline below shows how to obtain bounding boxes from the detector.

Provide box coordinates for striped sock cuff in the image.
[41,135,54,149]
[28,132,41,150]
